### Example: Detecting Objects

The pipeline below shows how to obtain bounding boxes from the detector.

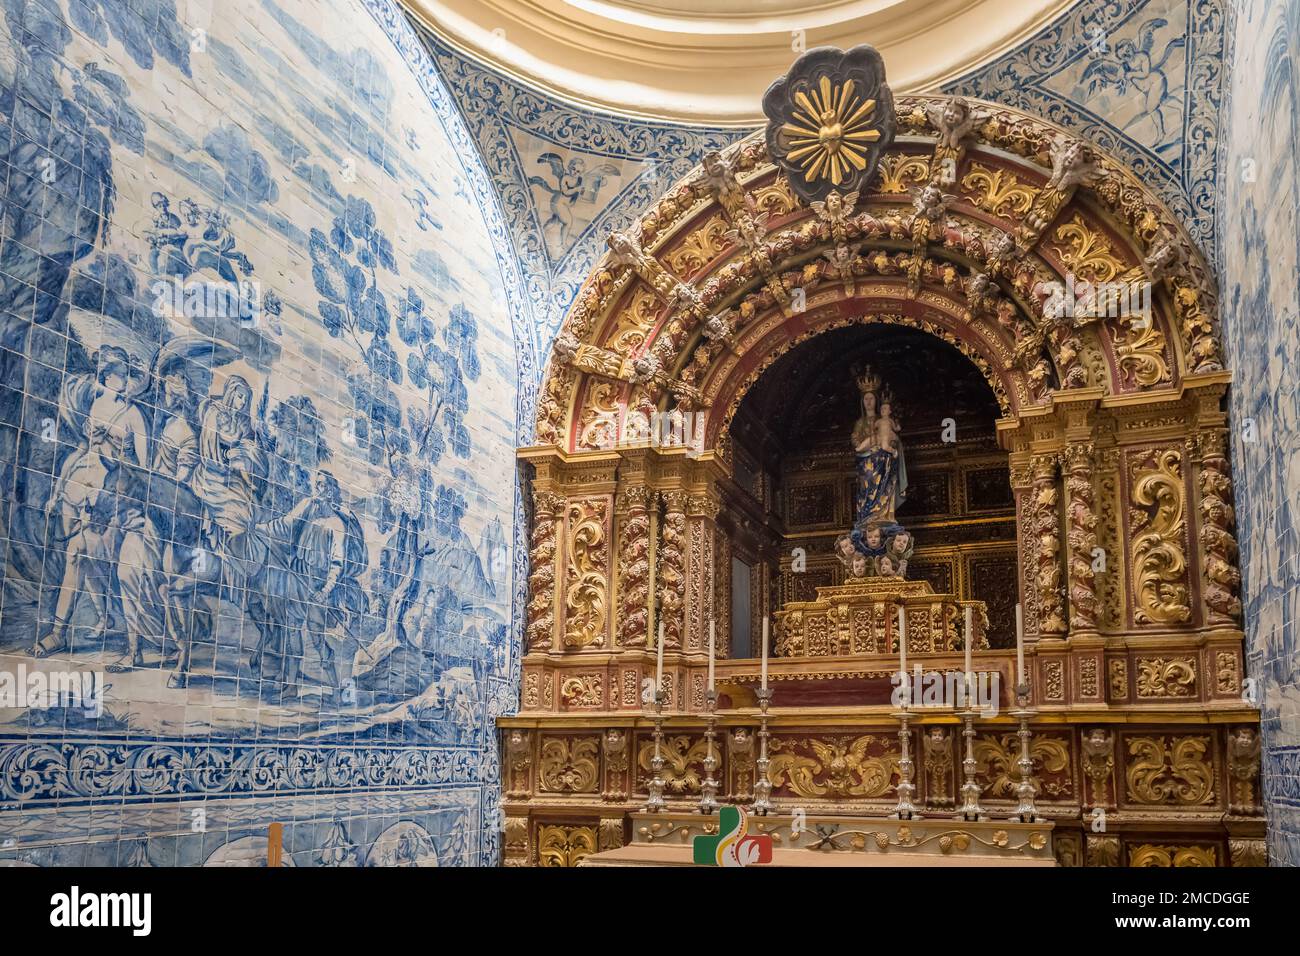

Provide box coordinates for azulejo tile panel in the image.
[946,0,1226,263]
[1216,0,1300,867]
[0,0,527,866]
[408,18,745,360]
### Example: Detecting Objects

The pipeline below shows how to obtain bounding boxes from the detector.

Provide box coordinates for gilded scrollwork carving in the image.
[537,98,1229,451]
[503,816,530,867]
[1108,658,1128,701]
[659,491,687,649]
[1085,834,1120,867]
[1117,318,1170,387]
[974,733,1071,799]
[1129,844,1217,867]
[1125,735,1215,806]
[1095,446,1123,628]
[1031,455,1066,634]
[1135,657,1196,698]
[563,498,610,648]
[1064,442,1099,632]
[1195,432,1243,624]
[598,818,626,853]
[638,735,709,794]
[526,491,564,651]
[560,674,603,708]
[767,735,899,799]
[539,736,601,794]
[1216,651,1240,696]
[1129,449,1192,625]
[615,486,652,647]
[537,825,598,867]
[961,162,1037,217]
[1229,839,1267,867]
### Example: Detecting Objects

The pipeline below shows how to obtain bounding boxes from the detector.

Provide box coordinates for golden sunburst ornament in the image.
[763,45,896,204]
[783,75,880,187]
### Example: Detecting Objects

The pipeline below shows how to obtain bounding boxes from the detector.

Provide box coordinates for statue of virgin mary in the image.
[851,367,907,532]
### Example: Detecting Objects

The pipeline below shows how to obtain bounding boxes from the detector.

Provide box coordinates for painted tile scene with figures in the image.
[0,0,524,866]
[0,0,1298,875]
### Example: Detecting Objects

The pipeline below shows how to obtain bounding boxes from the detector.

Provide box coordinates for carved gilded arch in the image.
[536,95,1223,453]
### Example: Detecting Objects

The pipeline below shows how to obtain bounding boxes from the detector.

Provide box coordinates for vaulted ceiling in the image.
[401,0,1075,122]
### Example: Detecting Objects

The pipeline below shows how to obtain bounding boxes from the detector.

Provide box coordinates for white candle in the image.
[708,620,716,691]
[656,618,665,697]
[1015,602,1025,686]
[761,616,769,690]
[964,605,973,696]
[897,603,907,674]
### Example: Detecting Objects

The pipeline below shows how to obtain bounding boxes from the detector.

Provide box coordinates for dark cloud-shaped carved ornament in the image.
[762,45,896,204]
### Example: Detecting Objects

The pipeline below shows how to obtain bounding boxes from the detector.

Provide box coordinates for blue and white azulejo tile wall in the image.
[1216,0,1300,867]
[0,0,530,866]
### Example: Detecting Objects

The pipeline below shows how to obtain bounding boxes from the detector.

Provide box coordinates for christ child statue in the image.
[876,395,901,457]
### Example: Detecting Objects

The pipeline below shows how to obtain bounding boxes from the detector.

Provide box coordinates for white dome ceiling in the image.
[402,0,1075,124]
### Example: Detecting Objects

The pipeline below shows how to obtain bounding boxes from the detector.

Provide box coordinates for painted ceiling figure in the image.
[1081,17,1186,142]
[529,152,619,247]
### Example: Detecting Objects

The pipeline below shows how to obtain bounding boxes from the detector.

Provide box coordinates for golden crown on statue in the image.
[856,366,881,395]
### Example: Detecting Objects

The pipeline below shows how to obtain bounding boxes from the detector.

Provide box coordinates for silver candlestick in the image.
[1010,682,1041,823]
[956,697,988,821]
[644,690,667,813]
[751,686,773,815]
[892,694,921,820]
[698,688,719,814]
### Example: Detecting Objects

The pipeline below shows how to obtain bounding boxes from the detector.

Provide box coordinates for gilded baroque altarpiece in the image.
[501,74,1263,867]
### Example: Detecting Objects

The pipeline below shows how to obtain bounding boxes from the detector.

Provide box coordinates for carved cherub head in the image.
[942,97,970,130]
[552,330,580,363]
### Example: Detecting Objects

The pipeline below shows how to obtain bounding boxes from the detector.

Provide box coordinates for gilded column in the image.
[614,485,653,647]
[660,490,688,649]
[1064,442,1099,634]
[1095,445,1125,630]
[715,526,732,659]
[1033,453,1066,635]
[1194,430,1242,624]
[526,491,564,652]
[685,493,721,654]
[1009,458,1037,634]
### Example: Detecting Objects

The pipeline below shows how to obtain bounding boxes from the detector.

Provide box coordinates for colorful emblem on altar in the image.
[691,805,773,867]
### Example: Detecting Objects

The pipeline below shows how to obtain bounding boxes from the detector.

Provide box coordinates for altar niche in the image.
[726,324,1016,657]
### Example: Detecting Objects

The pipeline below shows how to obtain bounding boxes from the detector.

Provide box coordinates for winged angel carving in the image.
[767,736,899,799]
